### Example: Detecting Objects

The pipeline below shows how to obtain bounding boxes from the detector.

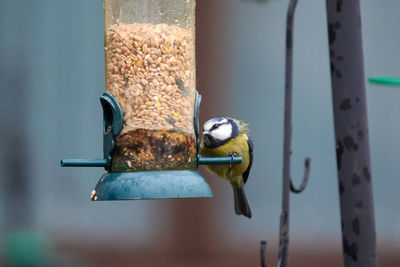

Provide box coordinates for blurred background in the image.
[0,0,399,266]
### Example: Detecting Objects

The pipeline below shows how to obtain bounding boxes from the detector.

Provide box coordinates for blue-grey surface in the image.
[0,0,399,251]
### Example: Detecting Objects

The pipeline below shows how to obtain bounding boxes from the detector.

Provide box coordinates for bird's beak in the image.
[203,133,212,147]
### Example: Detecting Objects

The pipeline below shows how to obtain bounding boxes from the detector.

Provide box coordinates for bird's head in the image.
[202,117,239,148]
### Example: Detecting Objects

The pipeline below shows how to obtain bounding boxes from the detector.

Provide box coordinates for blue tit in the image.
[200,117,253,218]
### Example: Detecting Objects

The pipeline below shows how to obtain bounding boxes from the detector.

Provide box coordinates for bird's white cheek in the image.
[211,124,232,141]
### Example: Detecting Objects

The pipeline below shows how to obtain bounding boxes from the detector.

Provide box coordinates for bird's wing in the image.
[242,133,253,184]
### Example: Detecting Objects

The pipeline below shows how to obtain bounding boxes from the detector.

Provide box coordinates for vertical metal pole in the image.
[277,1,298,266]
[260,1,311,266]
[325,1,378,266]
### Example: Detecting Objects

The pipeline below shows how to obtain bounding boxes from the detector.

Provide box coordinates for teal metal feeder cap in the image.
[91,170,212,200]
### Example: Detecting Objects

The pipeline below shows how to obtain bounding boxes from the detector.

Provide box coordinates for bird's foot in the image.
[226,152,238,177]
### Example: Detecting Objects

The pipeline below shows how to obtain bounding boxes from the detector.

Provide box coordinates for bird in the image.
[200,117,253,218]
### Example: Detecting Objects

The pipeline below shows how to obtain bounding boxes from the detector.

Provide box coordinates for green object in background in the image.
[4,231,49,266]
[368,76,400,87]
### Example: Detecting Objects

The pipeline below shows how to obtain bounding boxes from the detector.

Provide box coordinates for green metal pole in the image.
[60,159,108,167]
[198,156,242,165]
[60,157,241,167]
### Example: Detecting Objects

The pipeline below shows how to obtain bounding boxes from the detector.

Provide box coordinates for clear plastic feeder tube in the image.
[104,0,197,172]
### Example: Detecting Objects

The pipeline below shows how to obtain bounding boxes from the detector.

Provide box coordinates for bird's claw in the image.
[226,152,238,177]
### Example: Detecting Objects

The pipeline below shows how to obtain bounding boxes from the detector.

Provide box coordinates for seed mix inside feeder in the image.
[106,22,197,172]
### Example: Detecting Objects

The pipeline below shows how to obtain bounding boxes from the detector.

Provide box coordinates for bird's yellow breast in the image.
[200,134,250,182]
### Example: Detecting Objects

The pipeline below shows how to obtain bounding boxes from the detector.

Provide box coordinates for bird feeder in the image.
[61,0,242,201]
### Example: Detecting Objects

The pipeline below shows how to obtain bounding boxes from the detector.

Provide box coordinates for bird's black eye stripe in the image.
[210,124,219,131]
[210,122,227,131]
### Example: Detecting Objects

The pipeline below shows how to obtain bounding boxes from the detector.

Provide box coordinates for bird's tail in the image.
[233,184,252,218]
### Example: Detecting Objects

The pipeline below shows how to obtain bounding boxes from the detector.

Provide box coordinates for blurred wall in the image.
[0,0,399,265]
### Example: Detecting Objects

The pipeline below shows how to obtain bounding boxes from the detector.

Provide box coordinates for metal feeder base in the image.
[93,170,213,200]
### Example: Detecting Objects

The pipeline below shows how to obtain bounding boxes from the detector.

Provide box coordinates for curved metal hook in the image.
[290,157,311,193]
[260,0,311,266]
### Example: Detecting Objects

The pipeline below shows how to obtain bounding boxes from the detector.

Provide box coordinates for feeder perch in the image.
[61,0,242,201]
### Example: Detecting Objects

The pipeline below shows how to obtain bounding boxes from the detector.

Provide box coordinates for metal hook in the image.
[260,0,310,266]
[290,157,311,193]
[226,152,238,177]
[260,241,267,267]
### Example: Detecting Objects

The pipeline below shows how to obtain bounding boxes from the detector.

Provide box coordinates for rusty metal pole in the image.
[325,1,378,266]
